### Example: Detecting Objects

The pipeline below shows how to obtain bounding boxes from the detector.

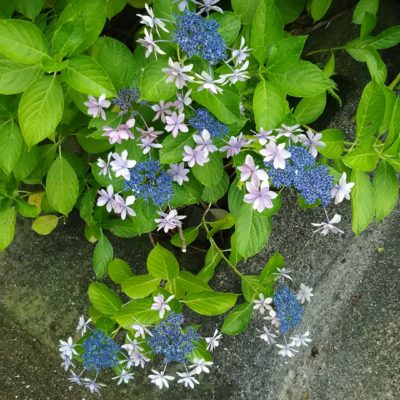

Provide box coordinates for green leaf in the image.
[232,0,261,24]
[91,37,138,90]
[360,12,377,38]
[197,244,222,282]
[63,55,115,97]
[276,0,306,24]
[191,86,241,124]
[342,137,379,172]
[228,179,244,220]
[88,282,121,317]
[294,92,327,124]
[236,203,272,259]
[385,97,400,148]
[115,298,160,328]
[0,19,48,65]
[121,274,161,299]
[0,207,16,251]
[268,61,335,97]
[15,198,39,218]
[108,258,133,285]
[242,275,265,302]
[221,302,253,335]
[169,176,203,208]
[202,171,229,203]
[18,76,64,147]
[15,0,45,19]
[52,17,86,58]
[176,271,211,294]
[46,156,79,215]
[0,120,23,175]
[192,153,224,187]
[267,36,307,70]
[107,0,127,19]
[147,244,179,280]
[356,80,386,139]
[351,170,375,235]
[319,129,344,159]
[367,25,400,49]
[141,59,177,102]
[374,161,398,223]
[207,213,235,238]
[309,0,332,21]
[211,12,241,46]
[183,290,238,316]
[55,0,108,55]
[13,145,40,181]
[353,0,379,24]
[260,252,285,288]
[250,0,284,64]
[170,227,199,248]
[159,133,194,164]
[229,231,243,266]
[31,215,59,235]
[253,80,288,130]
[93,234,114,278]
[0,60,42,95]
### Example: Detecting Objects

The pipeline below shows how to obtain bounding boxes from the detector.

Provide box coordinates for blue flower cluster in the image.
[148,312,200,363]
[113,88,140,115]
[189,108,228,138]
[172,10,227,64]
[82,330,120,371]
[268,146,333,206]
[273,286,304,334]
[124,160,173,206]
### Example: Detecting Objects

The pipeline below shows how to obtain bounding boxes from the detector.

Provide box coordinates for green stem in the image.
[389,71,400,90]
[306,46,344,57]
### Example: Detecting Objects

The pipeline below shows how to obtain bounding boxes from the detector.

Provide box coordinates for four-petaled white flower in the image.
[273,267,293,282]
[290,331,312,347]
[194,0,223,15]
[121,335,143,355]
[84,94,110,120]
[76,315,91,336]
[137,4,168,36]
[219,61,249,85]
[148,369,175,389]
[112,369,134,385]
[263,308,280,328]
[165,112,189,138]
[130,323,152,339]
[139,135,163,154]
[163,58,194,89]
[152,100,173,122]
[127,351,150,369]
[189,357,214,374]
[113,194,136,220]
[253,293,273,315]
[312,213,344,236]
[82,378,106,394]
[220,133,248,157]
[331,172,355,204]
[59,337,78,360]
[183,145,210,167]
[137,28,166,58]
[244,180,278,212]
[177,371,200,389]
[151,293,175,319]
[255,128,275,146]
[61,354,75,371]
[259,326,277,345]
[260,141,291,170]
[155,209,187,233]
[193,129,218,155]
[238,154,269,184]
[67,371,82,385]
[205,329,222,352]
[276,343,299,358]
[110,150,136,180]
[230,37,252,66]
[96,152,112,177]
[296,283,314,304]
[195,71,223,94]
[174,90,192,114]
[276,124,303,142]
[298,129,326,158]
[103,118,135,144]
[168,162,190,185]
[97,185,115,212]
